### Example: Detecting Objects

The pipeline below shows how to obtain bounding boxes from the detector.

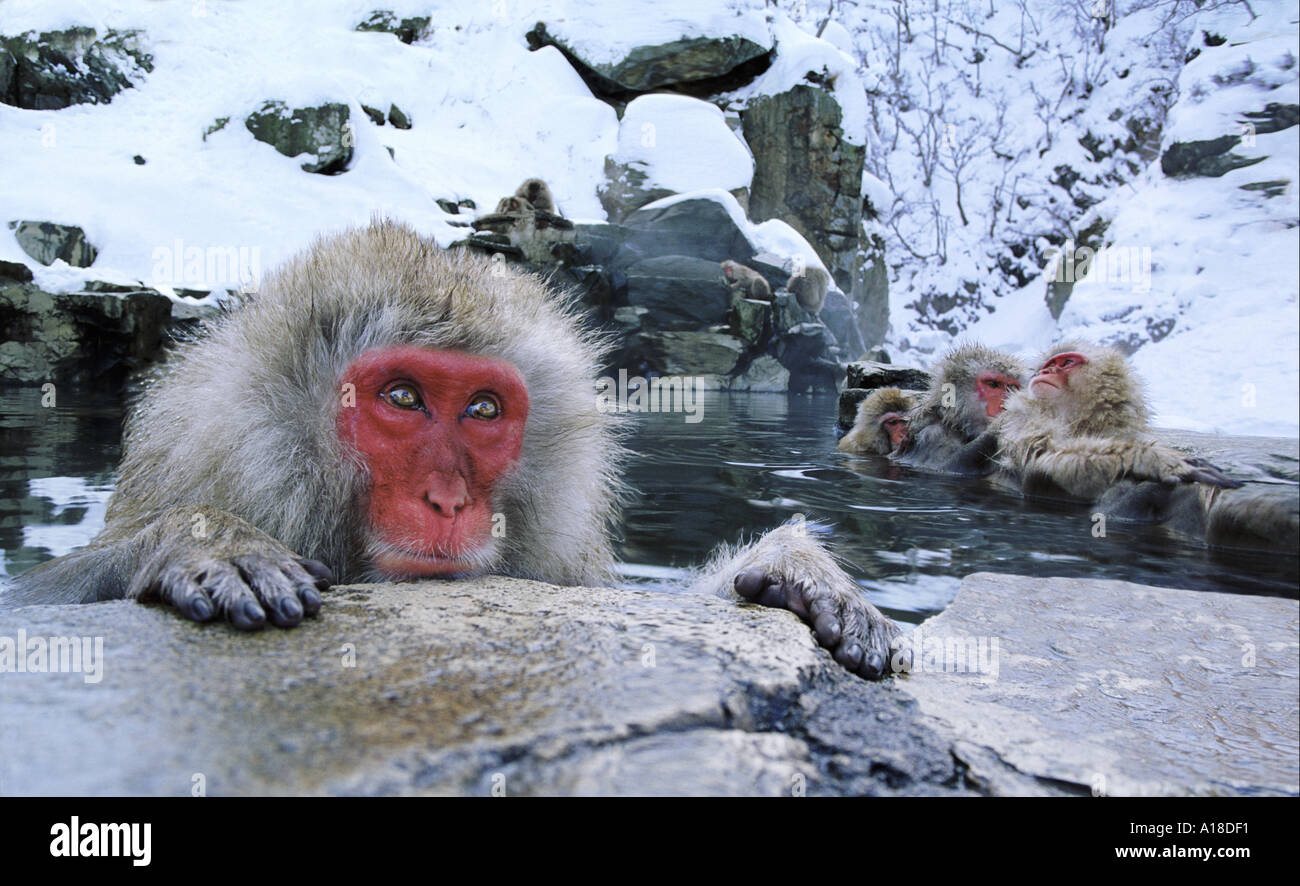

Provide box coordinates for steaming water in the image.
[2,388,1296,626]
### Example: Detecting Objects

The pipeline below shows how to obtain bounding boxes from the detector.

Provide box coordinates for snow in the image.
[728,12,868,145]
[0,0,1295,437]
[611,94,753,194]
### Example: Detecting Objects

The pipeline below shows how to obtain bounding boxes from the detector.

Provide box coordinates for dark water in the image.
[2,388,1296,626]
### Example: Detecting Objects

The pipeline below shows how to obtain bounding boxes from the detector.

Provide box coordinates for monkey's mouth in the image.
[369,543,492,579]
[1031,375,1062,394]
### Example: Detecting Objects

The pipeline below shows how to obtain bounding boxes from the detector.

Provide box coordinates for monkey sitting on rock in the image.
[720,260,772,300]
[787,264,829,316]
[4,221,901,681]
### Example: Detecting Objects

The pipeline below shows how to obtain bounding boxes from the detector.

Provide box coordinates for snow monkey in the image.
[787,264,829,315]
[994,341,1296,551]
[494,195,533,215]
[720,260,772,300]
[4,221,901,680]
[513,177,557,215]
[838,388,915,456]
[893,343,1027,475]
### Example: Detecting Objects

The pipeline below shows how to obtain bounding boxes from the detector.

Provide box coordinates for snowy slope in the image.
[1,0,1297,436]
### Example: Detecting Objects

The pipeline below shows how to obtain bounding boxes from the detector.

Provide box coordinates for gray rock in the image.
[0,283,172,386]
[10,221,98,267]
[620,197,756,266]
[624,255,732,330]
[649,331,745,376]
[775,321,840,393]
[354,11,431,44]
[729,294,771,345]
[743,85,882,344]
[1161,134,1265,178]
[1239,102,1299,135]
[598,157,675,223]
[361,104,385,126]
[556,222,634,267]
[245,100,353,175]
[845,360,932,392]
[0,259,33,282]
[0,27,152,110]
[730,355,789,393]
[525,22,772,99]
[821,289,867,356]
[387,104,411,129]
[0,578,963,796]
[901,573,1299,796]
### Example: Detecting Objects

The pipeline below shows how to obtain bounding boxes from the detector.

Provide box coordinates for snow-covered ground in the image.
[1,0,1296,435]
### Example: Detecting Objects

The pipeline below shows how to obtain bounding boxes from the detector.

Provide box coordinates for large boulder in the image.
[9,221,98,268]
[525,22,773,100]
[598,94,753,222]
[620,194,755,267]
[623,255,732,330]
[353,10,432,44]
[1160,134,1265,178]
[0,577,963,796]
[901,573,1298,796]
[0,283,173,387]
[245,101,353,175]
[0,27,152,109]
[742,85,884,346]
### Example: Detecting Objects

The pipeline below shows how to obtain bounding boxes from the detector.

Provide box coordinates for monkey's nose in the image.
[424,474,469,517]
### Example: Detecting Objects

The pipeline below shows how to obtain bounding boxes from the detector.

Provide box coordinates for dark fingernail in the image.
[300,586,322,616]
[185,594,213,623]
[272,596,303,627]
[861,652,885,679]
[231,599,266,631]
[734,567,766,599]
[298,558,334,583]
[814,613,841,645]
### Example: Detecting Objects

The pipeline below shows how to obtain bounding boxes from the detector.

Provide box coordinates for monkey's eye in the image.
[465,393,501,420]
[986,379,1002,389]
[382,384,423,410]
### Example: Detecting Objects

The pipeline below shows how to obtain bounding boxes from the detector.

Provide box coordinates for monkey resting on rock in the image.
[4,221,900,680]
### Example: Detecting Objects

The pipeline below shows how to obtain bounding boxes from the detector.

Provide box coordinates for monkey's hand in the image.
[946,430,1000,476]
[1178,456,1244,489]
[127,508,331,630]
[698,522,901,680]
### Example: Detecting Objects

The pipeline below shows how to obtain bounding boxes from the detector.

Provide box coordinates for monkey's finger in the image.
[733,566,768,600]
[1184,466,1244,489]
[155,563,217,623]
[859,651,886,680]
[833,641,864,672]
[234,555,305,628]
[295,557,334,589]
[197,561,266,631]
[282,561,324,617]
[808,597,843,647]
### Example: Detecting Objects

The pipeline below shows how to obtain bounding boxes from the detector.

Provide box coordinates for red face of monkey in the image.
[1030,351,1088,399]
[879,413,909,450]
[337,346,529,579]
[974,371,1021,417]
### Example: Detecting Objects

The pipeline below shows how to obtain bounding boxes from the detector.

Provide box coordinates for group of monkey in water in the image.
[5,209,1296,683]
